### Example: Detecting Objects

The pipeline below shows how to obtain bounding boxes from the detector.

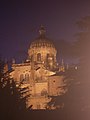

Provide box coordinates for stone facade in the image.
[10,26,66,109]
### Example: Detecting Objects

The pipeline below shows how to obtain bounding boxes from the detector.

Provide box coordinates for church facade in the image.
[10,26,66,109]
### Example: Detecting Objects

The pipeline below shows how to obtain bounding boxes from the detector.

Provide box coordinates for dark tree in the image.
[61,16,90,120]
[47,16,90,120]
[0,60,29,120]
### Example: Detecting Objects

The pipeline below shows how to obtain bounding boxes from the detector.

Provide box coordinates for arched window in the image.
[20,74,24,81]
[46,54,54,62]
[37,53,41,61]
[47,53,49,58]
[37,103,40,109]
[46,54,50,62]
[25,73,29,81]
[41,89,47,96]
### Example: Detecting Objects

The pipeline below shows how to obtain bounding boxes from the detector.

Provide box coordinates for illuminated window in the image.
[25,73,29,81]
[47,53,50,59]
[47,54,54,61]
[20,74,24,81]
[41,89,47,96]
[37,53,41,61]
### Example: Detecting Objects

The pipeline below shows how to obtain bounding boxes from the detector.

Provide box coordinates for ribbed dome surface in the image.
[30,36,55,49]
[30,26,55,49]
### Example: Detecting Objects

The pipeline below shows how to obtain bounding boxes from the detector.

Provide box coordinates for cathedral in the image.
[10,26,66,109]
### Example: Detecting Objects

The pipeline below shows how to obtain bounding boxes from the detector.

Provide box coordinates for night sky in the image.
[0,0,90,63]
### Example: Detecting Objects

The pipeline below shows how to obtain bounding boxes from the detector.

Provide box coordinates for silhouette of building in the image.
[10,26,66,109]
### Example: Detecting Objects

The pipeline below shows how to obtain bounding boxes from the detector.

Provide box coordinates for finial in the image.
[61,59,64,66]
[12,58,15,64]
[39,25,46,36]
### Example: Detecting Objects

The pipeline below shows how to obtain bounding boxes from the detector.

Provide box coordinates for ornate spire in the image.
[61,59,64,66]
[3,62,8,73]
[39,25,46,36]
[12,58,15,64]
[59,59,65,72]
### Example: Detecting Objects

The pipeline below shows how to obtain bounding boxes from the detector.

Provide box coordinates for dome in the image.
[28,26,57,68]
[30,37,55,49]
[30,26,55,49]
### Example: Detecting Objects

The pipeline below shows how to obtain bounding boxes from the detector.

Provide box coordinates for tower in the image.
[28,26,57,70]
